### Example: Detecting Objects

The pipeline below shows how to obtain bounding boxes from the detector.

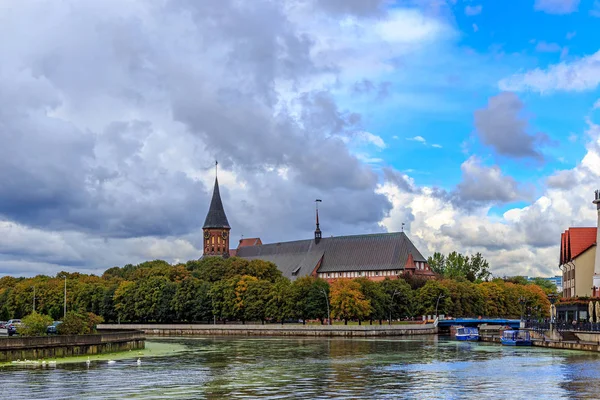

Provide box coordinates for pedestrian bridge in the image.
[438,318,520,329]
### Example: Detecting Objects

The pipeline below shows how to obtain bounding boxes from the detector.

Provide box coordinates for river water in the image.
[2,336,600,399]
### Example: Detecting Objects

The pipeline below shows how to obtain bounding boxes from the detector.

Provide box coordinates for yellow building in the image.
[560,227,596,298]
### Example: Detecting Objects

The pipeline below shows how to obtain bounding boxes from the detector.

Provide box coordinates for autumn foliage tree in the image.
[330,279,371,325]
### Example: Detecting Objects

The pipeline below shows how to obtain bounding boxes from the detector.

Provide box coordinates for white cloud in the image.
[407,136,427,143]
[535,41,562,53]
[472,23,479,32]
[381,121,600,277]
[534,0,580,14]
[374,9,449,44]
[465,5,482,16]
[499,50,600,93]
[594,99,600,109]
[432,144,443,148]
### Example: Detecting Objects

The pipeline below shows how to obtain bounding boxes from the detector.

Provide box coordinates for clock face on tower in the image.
[222,231,228,240]
[204,232,210,240]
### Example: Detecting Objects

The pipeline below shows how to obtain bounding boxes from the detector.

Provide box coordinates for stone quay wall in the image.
[0,331,145,363]
[480,328,600,352]
[97,323,437,337]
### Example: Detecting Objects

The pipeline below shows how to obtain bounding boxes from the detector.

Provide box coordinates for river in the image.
[2,336,600,399]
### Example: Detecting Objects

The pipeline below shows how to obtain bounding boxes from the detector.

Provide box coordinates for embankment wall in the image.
[0,331,145,362]
[97,323,437,337]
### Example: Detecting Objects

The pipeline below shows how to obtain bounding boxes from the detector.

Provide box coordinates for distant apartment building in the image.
[526,275,562,293]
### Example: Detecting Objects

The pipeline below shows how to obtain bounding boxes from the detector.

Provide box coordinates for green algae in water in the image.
[0,340,188,367]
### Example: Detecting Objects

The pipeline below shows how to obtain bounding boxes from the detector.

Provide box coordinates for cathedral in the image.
[202,172,435,281]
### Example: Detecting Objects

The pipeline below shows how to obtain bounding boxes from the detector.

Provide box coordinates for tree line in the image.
[0,256,552,326]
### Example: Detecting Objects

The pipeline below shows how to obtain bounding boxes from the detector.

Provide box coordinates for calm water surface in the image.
[2,336,600,399]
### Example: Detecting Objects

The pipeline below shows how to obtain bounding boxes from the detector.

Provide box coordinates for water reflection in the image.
[2,336,600,399]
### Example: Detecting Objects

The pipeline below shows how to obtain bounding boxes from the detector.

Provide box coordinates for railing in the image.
[525,321,600,332]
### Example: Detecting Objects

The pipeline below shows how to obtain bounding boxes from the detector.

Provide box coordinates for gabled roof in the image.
[238,238,262,247]
[235,232,426,280]
[560,227,597,265]
[203,178,230,229]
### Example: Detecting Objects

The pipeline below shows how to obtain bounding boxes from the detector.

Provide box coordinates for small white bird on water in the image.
[86,357,91,367]
[107,360,116,365]
[137,358,142,365]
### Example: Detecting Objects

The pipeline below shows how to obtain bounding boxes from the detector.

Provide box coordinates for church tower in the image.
[203,162,231,257]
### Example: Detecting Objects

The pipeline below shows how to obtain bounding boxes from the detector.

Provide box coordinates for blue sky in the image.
[342,0,600,209]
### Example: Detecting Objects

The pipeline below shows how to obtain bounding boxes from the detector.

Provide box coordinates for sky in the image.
[1,0,600,278]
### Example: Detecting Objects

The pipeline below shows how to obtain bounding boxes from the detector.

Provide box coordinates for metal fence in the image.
[525,320,600,332]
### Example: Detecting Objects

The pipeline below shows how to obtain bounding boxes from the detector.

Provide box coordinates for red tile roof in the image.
[560,227,597,265]
[229,249,237,257]
[238,238,262,248]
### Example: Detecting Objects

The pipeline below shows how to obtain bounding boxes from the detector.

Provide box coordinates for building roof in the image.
[238,238,262,247]
[235,232,426,280]
[560,227,597,265]
[203,177,230,229]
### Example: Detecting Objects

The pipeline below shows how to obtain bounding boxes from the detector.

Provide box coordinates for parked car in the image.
[6,319,22,337]
[0,321,7,329]
[47,321,63,334]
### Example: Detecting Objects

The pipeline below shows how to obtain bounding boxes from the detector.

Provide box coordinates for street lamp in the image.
[389,289,399,326]
[61,275,67,319]
[518,296,526,322]
[32,286,36,313]
[318,287,331,325]
[434,293,445,319]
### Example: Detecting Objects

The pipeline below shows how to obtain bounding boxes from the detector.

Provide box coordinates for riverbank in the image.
[0,331,145,363]
[97,322,437,336]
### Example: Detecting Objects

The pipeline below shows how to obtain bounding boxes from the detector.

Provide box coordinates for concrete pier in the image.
[0,331,145,363]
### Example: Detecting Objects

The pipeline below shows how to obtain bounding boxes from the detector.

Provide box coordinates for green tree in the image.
[427,252,446,275]
[172,277,213,322]
[356,278,388,324]
[58,311,104,335]
[243,280,273,323]
[19,312,53,336]
[416,280,452,316]
[381,278,413,320]
[291,276,330,324]
[266,278,293,323]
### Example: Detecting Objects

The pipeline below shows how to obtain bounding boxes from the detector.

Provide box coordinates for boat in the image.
[455,326,480,341]
[500,330,532,346]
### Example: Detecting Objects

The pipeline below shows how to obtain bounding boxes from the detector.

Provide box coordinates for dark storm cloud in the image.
[0,0,393,275]
[313,0,386,15]
[474,92,549,161]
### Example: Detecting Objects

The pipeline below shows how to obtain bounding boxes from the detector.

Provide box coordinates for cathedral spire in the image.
[203,161,230,229]
[202,161,231,258]
[315,199,322,243]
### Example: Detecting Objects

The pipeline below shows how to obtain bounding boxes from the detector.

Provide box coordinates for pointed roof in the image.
[404,253,416,269]
[203,177,230,229]
[560,227,597,265]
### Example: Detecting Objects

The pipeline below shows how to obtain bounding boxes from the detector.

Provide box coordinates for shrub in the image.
[58,311,104,335]
[19,312,53,336]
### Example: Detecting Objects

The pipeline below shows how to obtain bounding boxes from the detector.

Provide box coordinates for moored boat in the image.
[500,330,532,346]
[455,326,479,341]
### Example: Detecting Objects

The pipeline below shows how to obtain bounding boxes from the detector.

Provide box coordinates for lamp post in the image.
[63,275,67,319]
[388,289,399,326]
[518,296,526,322]
[318,287,331,325]
[32,286,36,313]
[434,293,445,319]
